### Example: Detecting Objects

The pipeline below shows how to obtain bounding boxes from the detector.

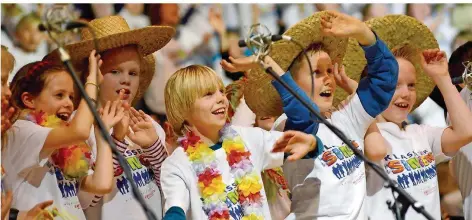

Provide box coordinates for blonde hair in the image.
[164,65,225,135]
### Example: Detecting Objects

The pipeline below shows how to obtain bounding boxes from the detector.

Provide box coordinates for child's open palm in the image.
[99,99,125,131]
[272,130,317,161]
[128,108,159,148]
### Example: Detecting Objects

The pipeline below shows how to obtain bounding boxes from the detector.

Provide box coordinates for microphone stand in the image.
[48,28,158,220]
[248,45,435,220]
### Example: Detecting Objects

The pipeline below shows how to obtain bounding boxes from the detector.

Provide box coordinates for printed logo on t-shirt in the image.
[320,141,364,181]
[383,150,437,191]
[116,149,156,200]
[202,182,243,220]
[47,163,82,210]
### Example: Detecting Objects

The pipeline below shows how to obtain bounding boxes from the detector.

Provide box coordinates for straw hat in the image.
[343,15,439,111]
[243,11,349,117]
[45,16,175,103]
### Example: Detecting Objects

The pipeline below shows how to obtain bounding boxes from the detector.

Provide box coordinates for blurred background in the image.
[2,4,472,219]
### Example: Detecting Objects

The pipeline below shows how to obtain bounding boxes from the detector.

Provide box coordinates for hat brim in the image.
[343,15,439,111]
[244,11,349,117]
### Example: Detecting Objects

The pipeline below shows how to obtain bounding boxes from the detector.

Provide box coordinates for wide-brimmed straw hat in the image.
[44,16,175,103]
[343,15,439,111]
[243,11,349,117]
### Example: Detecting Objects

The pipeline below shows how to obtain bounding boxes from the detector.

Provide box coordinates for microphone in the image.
[238,34,289,48]
[40,5,85,34]
[451,62,472,90]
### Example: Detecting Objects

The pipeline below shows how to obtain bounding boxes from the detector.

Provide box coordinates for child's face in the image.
[1,66,12,98]
[381,58,417,125]
[293,51,336,113]
[256,116,275,131]
[99,46,141,105]
[187,89,229,135]
[29,71,75,121]
[16,23,44,52]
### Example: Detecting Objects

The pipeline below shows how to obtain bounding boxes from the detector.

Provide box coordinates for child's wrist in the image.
[356,26,376,46]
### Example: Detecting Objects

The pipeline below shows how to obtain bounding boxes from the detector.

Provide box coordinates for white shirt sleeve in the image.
[235,126,284,171]
[5,120,52,168]
[332,94,375,139]
[161,154,190,214]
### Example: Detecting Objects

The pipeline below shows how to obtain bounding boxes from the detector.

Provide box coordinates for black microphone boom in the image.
[452,76,464,85]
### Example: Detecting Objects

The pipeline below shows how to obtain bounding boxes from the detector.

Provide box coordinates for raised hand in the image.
[320,11,375,46]
[128,108,159,148]
[220,56,258,74]
[209,6,226,35]
[272,130,317,161]
[99,99,125,131]
[111,90,130,141]
[87,50,103,85]
[420,49,449,81]
[333,63,358,94]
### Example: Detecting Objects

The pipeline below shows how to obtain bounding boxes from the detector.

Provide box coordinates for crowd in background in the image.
[2,3,472,219]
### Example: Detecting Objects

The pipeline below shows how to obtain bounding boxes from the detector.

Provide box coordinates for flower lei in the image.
[180,125,264,220]
[22,110,92,180]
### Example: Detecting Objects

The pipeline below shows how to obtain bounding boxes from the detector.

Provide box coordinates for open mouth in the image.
[319,90,332,98]
[211,107,225,116]
[56,112,71,121]
[116,89,131,99]
[394,103,409,109]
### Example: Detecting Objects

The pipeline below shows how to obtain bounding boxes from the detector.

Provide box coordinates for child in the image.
[7,12,48,82]
[161,65,320,219]
[1,45,57,220]
[222,11,399,219]
[347,17,472,220]
[2,50,119,220]
[45,15,175,219]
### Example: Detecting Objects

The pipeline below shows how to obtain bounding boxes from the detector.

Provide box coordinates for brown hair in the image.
[288,42,327,77]
[10,61,67,109]
[1,45,15,74]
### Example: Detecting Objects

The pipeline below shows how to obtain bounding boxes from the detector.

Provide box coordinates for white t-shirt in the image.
[80,119,167,220]
[273,94,373,220]
[450,87,472,220]
[161,125,284,219]
[366,122,445,220]
[2,120,87,219]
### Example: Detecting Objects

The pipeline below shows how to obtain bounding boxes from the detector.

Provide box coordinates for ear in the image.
[21,92,36,109]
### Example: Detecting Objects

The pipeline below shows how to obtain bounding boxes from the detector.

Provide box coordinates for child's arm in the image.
[41,50,103,154]
[128,108,168,188]
[421,50,472,154]
[80,100,125,194]
[161,159,190,220]
[364,121,388,161]
[321,11,398,118]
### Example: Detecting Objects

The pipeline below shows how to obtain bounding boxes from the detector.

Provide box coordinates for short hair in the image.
[288,42,328,77]
[164,65,225,135]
